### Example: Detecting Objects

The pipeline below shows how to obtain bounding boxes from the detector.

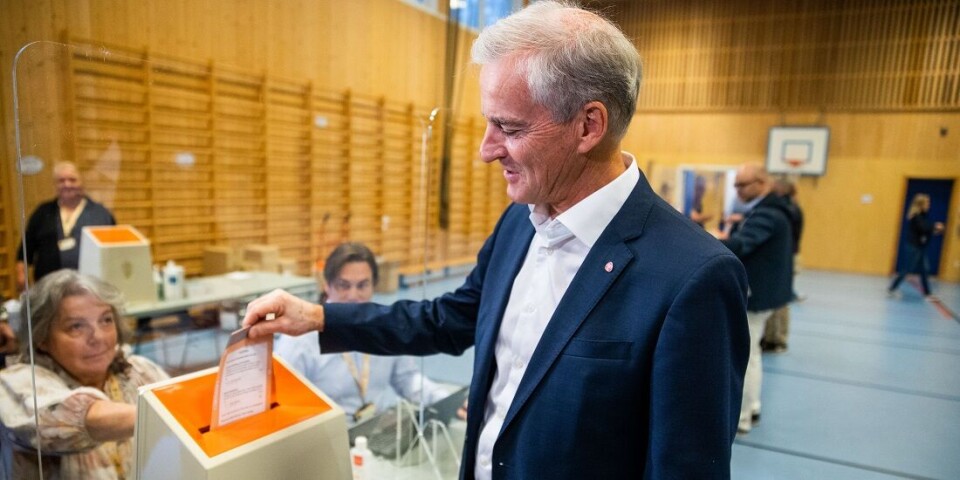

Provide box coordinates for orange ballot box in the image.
[135,356,351,479]
[79,225,157,303]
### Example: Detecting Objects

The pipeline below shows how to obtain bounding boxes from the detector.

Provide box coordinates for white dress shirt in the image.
[474,153,640,479]
[274,332,448,424]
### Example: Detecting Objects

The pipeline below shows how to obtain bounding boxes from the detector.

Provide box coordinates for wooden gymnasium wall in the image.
[63,43,445,276]
[5,0,957,294]
[0,0,502,298]
[610,0,960,279]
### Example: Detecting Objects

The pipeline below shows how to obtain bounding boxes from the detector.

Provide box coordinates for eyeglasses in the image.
[733,179,759,189]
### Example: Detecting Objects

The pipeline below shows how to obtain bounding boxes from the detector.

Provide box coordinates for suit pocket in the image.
[562,339,632,360]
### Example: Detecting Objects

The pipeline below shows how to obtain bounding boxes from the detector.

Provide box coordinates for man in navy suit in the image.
[243,2,749,478]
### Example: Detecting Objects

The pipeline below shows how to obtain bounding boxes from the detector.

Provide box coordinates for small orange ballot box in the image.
[135,356,350,479]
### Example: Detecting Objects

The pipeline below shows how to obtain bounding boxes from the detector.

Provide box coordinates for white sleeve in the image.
[274,332,323,385]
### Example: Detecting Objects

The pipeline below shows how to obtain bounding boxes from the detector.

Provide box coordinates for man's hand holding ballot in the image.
[242,289,326,339]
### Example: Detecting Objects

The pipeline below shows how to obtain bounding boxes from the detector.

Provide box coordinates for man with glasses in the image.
[716,163,794,435]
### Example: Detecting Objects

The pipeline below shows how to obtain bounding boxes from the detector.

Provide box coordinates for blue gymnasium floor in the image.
[729,271,960,480]
[422,270,960,480]
[137,270,960,479]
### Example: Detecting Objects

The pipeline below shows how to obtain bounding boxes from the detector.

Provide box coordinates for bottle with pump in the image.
[162,260,185,300]
[350,435,373,480]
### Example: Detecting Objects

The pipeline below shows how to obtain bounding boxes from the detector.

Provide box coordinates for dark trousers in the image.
[889,245,931,295]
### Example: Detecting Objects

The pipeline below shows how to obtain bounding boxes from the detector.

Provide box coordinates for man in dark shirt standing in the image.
[16,162,115,291]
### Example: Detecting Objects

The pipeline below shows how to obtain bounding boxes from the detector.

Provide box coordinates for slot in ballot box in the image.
[135,356,351,479]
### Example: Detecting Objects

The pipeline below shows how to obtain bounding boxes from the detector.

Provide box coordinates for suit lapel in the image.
[499,175,656,435]
[466,209,535,440]
[473,215,534,377]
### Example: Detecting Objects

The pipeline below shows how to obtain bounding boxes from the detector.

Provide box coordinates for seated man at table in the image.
[275,243,449,423]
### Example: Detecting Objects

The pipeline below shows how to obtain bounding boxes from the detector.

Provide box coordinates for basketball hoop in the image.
[785,158,804,169]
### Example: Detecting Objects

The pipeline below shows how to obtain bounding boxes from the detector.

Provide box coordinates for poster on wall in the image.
[766,126,830,176]
[647,163,681,211]
[679,166,737,232]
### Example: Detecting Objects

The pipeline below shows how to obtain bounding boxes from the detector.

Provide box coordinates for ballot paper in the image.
[210,327,274,430]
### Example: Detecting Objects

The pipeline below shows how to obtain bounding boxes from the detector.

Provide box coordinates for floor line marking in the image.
[763,367,960,402]
[788,330,960,356]
[907,278,960,324]
[733,440,941,480]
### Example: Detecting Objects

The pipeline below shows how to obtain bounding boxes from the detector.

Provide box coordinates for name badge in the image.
[58,237,77,251]
[354,402,377,423]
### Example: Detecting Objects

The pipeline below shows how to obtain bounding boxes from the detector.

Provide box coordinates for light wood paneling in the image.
[617,0,960,112]
[49,39,498,281]
[6,0,958,297]
[612,0,960,279]
[623,111,960,279]
[0,0,498,297]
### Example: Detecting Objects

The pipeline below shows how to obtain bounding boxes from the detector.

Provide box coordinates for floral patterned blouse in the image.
[0,352,168,479]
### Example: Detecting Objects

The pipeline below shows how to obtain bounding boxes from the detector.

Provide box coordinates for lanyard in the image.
[103,374,127,480]
[59,198,87,237]
[341,353,370,402]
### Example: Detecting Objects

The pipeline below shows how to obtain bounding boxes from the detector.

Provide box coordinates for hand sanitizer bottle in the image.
[162,260,185,300]
[350,435,373,480]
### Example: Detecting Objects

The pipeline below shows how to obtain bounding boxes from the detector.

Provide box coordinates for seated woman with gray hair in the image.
[0,270,168,479]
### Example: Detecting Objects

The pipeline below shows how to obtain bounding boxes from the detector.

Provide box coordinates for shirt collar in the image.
[743,193,766,212]
[527,152,639,249]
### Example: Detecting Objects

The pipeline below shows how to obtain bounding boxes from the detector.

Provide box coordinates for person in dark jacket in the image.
[888,193,944,298]
[16,162,116,291]
[761,179,805,353]
[717,163,794,434]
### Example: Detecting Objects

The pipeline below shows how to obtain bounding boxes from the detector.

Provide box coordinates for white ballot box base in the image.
[79,225,157,304]
[136,356,350,479]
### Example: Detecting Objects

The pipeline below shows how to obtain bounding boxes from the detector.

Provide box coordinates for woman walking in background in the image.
[889,193,944,299]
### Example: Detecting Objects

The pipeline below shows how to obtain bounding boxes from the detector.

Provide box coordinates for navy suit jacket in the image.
[321,171,749,479]
[721,194,794,312]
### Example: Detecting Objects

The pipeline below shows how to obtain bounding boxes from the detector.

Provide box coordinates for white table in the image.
[126,271,318,367]
[126,271,318,318]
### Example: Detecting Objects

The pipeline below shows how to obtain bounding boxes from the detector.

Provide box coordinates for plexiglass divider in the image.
[8,40,480,479]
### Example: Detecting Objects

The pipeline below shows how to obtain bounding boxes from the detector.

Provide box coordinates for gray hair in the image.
[20,269,132,374]
[471,1,642,140]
